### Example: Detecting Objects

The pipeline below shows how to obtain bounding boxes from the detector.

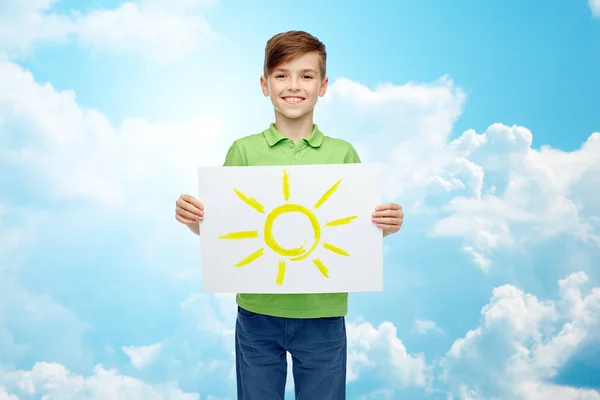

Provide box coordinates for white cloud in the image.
[319,75,600,269]
[320,75,468,204]
[179,292,236,340]
[0,362,200,400]
[122,343,162,369]
[0,277,92,370]
[0,0,220,63]
[347,320,431,388]
[131,292,238,390]
[440,271,600,399]
[0,56,239,391]
[461,245,491,272]
[320,74,600,269]
[412,319,444,335]
[72,1,221,64]
[0,60,226,209]
[0,203,39,274]
[516,380,600,400]
[590,0,600,17]
[0,205,93,370]
[0,0,72,56]
[432,126,600,268]
[0,386,18,400]
[355,388,394,399]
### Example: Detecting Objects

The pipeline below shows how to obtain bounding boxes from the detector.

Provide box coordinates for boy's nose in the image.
[288,78,300,90]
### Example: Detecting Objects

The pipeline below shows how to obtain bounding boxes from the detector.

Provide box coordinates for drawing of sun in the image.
[217,169,357,286]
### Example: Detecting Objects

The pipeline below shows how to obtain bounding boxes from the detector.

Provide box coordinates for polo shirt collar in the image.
[264,123,324,148]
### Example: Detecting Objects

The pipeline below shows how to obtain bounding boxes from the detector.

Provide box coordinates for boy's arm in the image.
[190,141,245,235]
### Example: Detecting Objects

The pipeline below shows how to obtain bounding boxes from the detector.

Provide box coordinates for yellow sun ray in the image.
[234,248,264,267]
[324,215,357,227]
[218,230,259,240]
[276,259,286,285]
[323,242,350,256]
[222,168,356,285]
[314,179,342,209]
[233,188,264,213]
[313,258,329,278]
[282,169,290,201]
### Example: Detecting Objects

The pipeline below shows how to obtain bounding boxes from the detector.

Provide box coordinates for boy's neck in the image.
[273,111,314,144]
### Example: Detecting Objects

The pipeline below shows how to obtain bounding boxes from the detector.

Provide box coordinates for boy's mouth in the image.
[282,96,305,104]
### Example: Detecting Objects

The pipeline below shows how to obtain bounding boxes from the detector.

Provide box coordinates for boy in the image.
[175,30,404,400]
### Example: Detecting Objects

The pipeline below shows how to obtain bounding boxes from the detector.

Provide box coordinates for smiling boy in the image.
[175,30,404,400]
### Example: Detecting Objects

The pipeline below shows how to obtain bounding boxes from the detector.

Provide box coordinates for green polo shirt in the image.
[222,123,361,318]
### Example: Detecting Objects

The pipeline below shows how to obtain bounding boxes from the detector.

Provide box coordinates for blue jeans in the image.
[235,306,347,400]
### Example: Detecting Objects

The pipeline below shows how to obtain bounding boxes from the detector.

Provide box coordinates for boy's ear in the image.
[260,75,269,97]
[319,76,329,97]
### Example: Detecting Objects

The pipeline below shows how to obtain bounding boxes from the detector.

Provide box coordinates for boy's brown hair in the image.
[263,30,327,79]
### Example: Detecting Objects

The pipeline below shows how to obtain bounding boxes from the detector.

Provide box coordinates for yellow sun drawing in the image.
[217,168,357,286]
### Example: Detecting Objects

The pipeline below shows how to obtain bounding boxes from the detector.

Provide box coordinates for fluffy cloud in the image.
[72,1,220,64]
[0,278,92,370]
[0,386,18,400]
[590,0,600,17]
[0,1,72,56]
[0,205,93,371]
[0,0,220,63]
[347,320,431,388]
[179,292,235,335]
[320,77,600,270]
[0,203,37,267]
[0,362,200,400]
[412,320,444,335]
[433,125,600,269]
[122,343,162,369]
[114,293,238,393]
[440,271,600,399]
[320,75,468,204]
[0,58,238,395]
[0,60,225,209]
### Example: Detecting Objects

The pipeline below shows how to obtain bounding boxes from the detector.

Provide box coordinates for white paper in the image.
[197,163,383,294]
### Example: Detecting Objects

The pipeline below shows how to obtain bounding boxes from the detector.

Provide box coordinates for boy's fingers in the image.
[375,222,398,231]
[190,198,204,210]
[177,199,203,216]
[178,208,202,221]
[376,203,401,211]
[181,194,204,210]
[176,214,197,225]
[373,218,400,225]
[372,209,403,218]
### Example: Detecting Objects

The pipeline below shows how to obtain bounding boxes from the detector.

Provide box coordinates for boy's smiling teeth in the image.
[283,96,305,104]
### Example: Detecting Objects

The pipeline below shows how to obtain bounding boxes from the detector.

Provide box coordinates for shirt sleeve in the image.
[344,143,362,164]
[223,141,246,166]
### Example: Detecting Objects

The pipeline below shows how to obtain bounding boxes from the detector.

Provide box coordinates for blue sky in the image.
[0,0,599,399]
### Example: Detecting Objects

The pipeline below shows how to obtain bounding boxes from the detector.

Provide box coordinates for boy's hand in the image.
[176,194,204,225]
[372,203,404,236]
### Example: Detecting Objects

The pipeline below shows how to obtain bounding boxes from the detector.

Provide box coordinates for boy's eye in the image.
[303,75,313,79]
[275,74,286,79]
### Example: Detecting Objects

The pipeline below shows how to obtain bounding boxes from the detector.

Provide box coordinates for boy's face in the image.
[260,51,328,121]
